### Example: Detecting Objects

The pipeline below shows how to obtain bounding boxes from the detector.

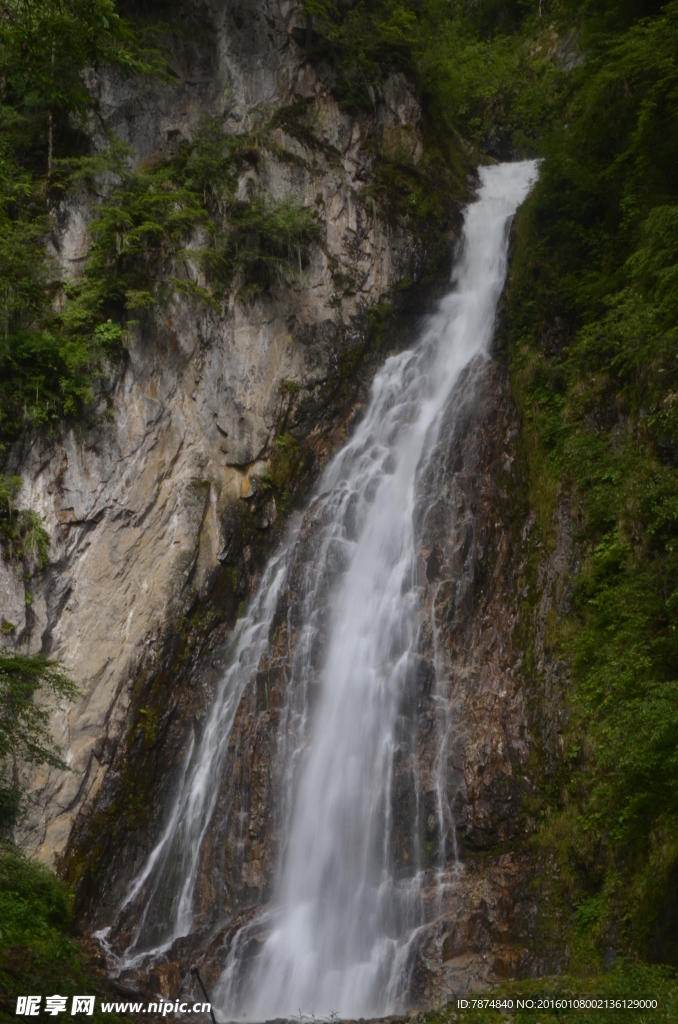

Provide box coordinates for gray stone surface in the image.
[1,0,429,864]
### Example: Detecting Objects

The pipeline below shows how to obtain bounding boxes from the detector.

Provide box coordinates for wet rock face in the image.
[1,1,447,864]
[230,353,572,1001]
[0,2,577,1004]
[78,344,571,1007]
[413,355,530,859]
[398,354,554,1000]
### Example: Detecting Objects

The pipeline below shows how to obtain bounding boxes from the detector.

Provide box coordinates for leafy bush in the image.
[303,0,417,110]
[0,840,72,947]
[0,0,159,441]
[0,650,79,828]
[0,476,49,569]
[303,0,564,157]
[0,840,130,1024]
[217,195,321,300]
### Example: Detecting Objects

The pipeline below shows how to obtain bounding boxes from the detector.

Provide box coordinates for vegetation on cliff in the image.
[0,475,49,572]
[2,0,678,994]
[499,0,678,970]
[0,649,117,1022]
[0,2,320,445]
[306,0,678,975]
[0,649,78,829]
[0,840,130,1024]
[0,0,155,443]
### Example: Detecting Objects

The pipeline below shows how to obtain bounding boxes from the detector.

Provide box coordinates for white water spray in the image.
[114,160,537,1015]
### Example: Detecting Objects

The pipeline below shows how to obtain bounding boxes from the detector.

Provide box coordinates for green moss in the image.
[364,127,466,230]
[135,706,160,747]
[367,301,395,347]
[260,432,315,516]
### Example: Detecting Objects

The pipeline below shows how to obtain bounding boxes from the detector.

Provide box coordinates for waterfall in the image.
[110,160,537,1018]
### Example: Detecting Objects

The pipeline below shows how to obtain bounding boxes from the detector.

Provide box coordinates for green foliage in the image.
[0,0,155,441]
[214,195,321,302]
[416,1,566,156]
[303,0,417,110]
[367,300,395,345]
[62,141,209,326]
[0,107,322,442]
[0,0,156,131]
[53,123,319,333]
[0,839,72,946]
[0,840,130,1024]
[0,0,198,439]
[269,98,340,163]
[503,0,678,963]
[0,650,78,827]
[365,134,464,226]
[0,475,49,568]
[303,0,565,158]
[0,0,321,445]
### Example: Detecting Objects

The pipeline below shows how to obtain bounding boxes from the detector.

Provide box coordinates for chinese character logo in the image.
[71,997,95,1016]
[45,996,68,1015]
[16,997,41,1015]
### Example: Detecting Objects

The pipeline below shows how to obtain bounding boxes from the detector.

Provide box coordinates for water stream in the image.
[109,159,537,1019]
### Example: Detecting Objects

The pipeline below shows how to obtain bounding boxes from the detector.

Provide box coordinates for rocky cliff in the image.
[2,0,675,1001]
[59,300,576,1007]
[1,0,581,1007]
[1,0,453,865]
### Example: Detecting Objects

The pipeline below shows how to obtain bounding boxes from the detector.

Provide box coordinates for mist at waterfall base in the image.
[107,160,537,1020]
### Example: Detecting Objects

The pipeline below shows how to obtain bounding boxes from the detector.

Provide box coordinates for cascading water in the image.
[109,160,537,1018]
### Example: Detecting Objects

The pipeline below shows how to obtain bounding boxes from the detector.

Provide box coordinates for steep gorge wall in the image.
[0,0,585,1003]
[61,322,577,1007]
[1,0,451,865]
